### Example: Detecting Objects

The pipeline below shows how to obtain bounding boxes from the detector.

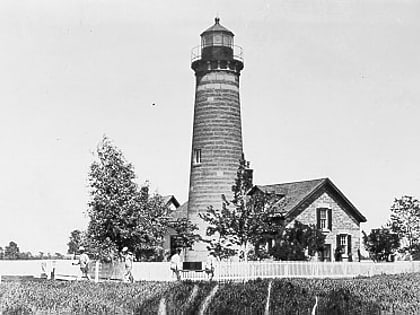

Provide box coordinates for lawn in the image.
[1,273,420,314]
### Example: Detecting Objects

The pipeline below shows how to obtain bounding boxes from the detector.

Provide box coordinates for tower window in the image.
[193,149,202,165]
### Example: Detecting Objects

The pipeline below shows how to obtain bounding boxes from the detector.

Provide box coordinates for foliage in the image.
[388,195,420,253]
[4,241,19,260]
[200,156,281,260]
[86,136,149,259]
[67,229,84,255]
[269,221,326,261]
[86,136,196,261]
[166,217,199,250]
[362,228,400,262]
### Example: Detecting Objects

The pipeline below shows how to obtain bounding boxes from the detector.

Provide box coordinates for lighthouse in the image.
[186,18,245,262]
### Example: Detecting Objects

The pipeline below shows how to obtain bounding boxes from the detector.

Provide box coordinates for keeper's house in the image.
[248,178,367,262]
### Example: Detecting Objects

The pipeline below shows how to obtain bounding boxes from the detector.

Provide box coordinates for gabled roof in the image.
[162,195,180,208]
[249,178,367,223]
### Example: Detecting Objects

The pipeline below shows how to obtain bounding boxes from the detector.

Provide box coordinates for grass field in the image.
[1,273,420,314]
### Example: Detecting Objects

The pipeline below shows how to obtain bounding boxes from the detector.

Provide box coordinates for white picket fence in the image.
[184,261,420,282]
[1,260,419,283]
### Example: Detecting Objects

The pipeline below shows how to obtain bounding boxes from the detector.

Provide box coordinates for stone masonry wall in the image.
[287,191,361,261]
[186,70,243,262]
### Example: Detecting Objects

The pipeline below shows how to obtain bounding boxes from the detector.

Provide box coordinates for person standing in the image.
[170,248,182,281]
[122,247,134,283]
[204,250,218,281]
[73,246,91,281]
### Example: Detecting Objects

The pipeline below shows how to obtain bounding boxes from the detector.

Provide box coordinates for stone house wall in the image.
[287,190,361,261]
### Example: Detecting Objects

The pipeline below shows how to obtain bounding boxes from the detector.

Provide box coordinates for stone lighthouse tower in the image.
[186,18,244,261]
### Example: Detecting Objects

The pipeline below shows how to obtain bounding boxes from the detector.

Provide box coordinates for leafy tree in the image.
[54,252,64,259]
[362,228,400,262]
[86,136,152,258]
[269,221,326,261]
[388,195,420,252]
[4,241,20,260]
[67,229,84,255]
[166,217,199,250]
[132,191,174,261]
[86,136,196,261]
[130,192,198,261]
[200,156,281,260]
[0,247,3,260]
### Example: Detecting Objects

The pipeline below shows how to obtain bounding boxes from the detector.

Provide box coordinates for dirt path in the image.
[199,284,219,315]
[265,280,273,315]
[158,284,199,315]
[187,285,199,306]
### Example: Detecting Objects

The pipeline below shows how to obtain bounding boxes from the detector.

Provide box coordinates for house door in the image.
[321,244,332,262]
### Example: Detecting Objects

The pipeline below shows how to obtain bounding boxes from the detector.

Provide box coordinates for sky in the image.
[0,0,419,254]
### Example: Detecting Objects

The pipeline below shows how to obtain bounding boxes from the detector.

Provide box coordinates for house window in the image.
[193,149,201,165]
[337,234,352,256]
[340,235,347,250]
[317,208,332,231]
[319,209,327,229]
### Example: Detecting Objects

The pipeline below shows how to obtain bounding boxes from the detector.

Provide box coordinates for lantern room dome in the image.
[201,17,234,36]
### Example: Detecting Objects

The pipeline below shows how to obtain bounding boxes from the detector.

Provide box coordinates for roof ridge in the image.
[257,177,328,187]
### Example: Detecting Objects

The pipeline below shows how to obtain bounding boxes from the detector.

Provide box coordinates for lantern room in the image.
[200,17,235,61]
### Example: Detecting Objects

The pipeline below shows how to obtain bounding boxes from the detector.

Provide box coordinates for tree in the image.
[18,252,33,260]
[85,136,196,261]
[67,229,84,255]
[388,195,420,252]
[363,228,400,262]
[131,191,174,261]
[4,241,20,260]
[54,252,64,259]
[166,217,199,250]
[86,136,151,259]
[0,247,3,260]
[269,221,326,261]
[200,156,281,260]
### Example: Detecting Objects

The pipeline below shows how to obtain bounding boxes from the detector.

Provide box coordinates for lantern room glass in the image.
[202,33,233,48]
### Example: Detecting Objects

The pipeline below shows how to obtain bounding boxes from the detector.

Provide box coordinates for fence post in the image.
[95,260,100,283]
